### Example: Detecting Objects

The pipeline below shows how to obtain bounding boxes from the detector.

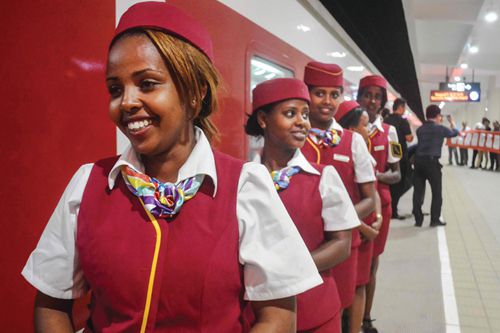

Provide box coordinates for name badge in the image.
[333,154,350,163]
[374,145,385,151]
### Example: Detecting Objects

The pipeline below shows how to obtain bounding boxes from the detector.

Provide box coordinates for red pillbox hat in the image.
[335,100,360,122]
[114,1,214,61]
[252,78,310,112]
[359,75,387,89]
[304,61,343,87]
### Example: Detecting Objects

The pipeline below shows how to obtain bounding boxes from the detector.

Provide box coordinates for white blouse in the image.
[253,150,360,232]
[22,128,322,302]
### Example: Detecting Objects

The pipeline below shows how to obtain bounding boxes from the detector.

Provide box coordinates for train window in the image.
[248,56,294,160]
[250,56,294,91]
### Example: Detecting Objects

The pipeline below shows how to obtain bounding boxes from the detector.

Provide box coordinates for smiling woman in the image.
[21,2,323,332]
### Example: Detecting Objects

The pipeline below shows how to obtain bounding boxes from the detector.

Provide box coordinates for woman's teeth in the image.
[127,119,152,131]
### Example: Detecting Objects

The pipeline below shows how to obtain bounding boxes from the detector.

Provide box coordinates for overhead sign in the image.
[430,90,481,102]
[439,82,480,92]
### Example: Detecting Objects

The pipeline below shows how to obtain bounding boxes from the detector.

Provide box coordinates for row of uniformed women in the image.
[22,2,400,332]
[245,63,400,333]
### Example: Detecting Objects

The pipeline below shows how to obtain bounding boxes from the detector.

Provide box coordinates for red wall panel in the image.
[0,1,115,330]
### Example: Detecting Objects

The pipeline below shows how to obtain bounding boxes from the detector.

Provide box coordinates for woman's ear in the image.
[256,110,267,130]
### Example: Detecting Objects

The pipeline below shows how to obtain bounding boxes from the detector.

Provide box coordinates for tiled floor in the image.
[372,164,500,333]
[443,165,500,333]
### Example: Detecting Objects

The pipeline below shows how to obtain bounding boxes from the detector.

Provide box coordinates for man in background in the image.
[458,121,470,166]
[412,104,459,227]
[384,98,413,219]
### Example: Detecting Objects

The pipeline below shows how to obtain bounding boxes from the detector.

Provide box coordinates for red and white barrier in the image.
[447,130,500,153]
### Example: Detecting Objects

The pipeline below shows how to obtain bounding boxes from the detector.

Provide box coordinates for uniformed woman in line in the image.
[245,77,360,333]
[333,101,384,333]
[22,3,323,332]
[357,75,401,333]
[300,62,377,333]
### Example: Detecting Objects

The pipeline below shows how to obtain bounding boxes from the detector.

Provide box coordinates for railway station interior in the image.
[2,0,500,332]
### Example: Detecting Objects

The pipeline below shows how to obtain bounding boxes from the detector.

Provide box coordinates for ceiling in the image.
[404,0,500,114]
[219,0,500,120]
[318,0,424,120]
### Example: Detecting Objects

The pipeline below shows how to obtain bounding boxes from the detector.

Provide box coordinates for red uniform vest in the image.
[302,129,361,249]
[369,123,392,205]
[77,152,248,333]
[278,167,340,330]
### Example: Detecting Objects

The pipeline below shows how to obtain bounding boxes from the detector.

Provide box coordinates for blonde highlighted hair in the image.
[113,28,221,141]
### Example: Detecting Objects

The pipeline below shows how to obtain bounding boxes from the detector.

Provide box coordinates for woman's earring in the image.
[191,99,196,106]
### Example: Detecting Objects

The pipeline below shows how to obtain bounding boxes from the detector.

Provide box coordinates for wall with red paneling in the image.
[0,0,312,330]
[0,1,115,330]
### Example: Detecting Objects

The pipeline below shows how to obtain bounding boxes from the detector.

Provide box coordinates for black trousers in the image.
[459,148,468,166]
[412,156,442,224]
[390,158,412,215]
[490,152,498,170]
[471,149,478,167]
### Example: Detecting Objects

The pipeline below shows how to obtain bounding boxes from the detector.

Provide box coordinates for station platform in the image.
[373,163,500,333]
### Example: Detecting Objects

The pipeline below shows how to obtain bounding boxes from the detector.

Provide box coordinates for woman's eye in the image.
[314,91,324,98]
[140,80,157,91]
[285,110,295,117]
[107,85,122,98]
[302,112,309,120]
[332,92,340,99]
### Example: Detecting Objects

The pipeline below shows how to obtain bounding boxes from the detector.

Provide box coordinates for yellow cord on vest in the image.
[139,198,162,333]
[306,137,321,164]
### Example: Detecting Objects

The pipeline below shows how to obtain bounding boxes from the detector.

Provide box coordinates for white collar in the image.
[370,115,384,132]
[309,119,344,144]
[108,127,218,197]
[329,118,344,132]
[253,149,320,176]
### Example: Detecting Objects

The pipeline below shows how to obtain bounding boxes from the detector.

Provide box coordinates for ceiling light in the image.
[253,69,266,76]
[469,45,479,54]
[485,11,498,22]
[454,76,461,82]
[460,63,468,69]
[296,24,311,32]
[439,102,446,109]
[326,51,347,58]
[485,107,489,111]
[346,66,364,72]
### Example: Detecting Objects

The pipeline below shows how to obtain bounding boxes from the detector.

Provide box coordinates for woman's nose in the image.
[120,88,141,113]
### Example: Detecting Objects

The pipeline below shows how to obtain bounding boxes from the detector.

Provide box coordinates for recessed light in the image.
[460,63,468,69]
[326,51,347,58]
[469,45,479,54]
[296,24,311,32]
[454,76,461,82]
[346,66,364,72]
[439,102,446,109]
[485,11,498,23]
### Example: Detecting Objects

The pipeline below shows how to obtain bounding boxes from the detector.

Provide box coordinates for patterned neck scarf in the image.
[121,165,204,218]
[309,128,341,148]
[271,166,301,192]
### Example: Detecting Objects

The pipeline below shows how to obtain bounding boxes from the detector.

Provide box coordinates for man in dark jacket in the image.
[384,98,413,219]
[412,104,459,227]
